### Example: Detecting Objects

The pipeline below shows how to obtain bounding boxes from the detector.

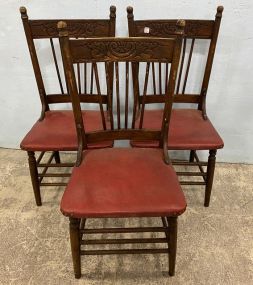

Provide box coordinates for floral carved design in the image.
[30,20,110,38]
[135,20,213,38]
[71,39,172,62]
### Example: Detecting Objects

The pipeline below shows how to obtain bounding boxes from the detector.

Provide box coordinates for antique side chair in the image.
[19,6,116,206]
[58,20,186,278]
[127,6,224,206]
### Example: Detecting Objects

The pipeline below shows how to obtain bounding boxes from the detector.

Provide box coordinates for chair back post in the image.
[127,6,135,36]
[199,6,224,119]
[127,6,141,117]
[161,20,185,163]
[58,21,87,166]
[107,6,116,110]
[20,6,49,120]
[109,6,116,36]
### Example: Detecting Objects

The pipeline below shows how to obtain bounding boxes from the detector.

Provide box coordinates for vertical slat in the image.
[182,38,195,94]
[50,38,64,94]
[93,63,106,130]
[151,62,156,95]
[176,38,187,94]
[139,62,150,129]
[77,63,81,94]
[105,62,114,129]
[84,63,87,94]
[125,62,129,129]
[165,63,169,93]
[90,63,94,94]
[115,62,121,129]
[131,63,139,128]
[159,62,162,94]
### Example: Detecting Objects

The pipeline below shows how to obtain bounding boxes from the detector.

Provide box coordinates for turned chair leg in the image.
[27,151,42,206]
[204,149,217,207]
[167,217,178,276]
[189,150,195,162]
[54,151,61,163]
[69,218,81,279]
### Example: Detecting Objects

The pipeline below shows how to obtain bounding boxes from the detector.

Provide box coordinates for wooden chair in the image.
[127,6,224,206]
[19,6,116,206]
[58,20,186,278]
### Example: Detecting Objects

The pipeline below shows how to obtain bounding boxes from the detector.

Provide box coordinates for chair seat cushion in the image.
[131,109,224,150]
[61,148,186,218]
[20,110,113,151]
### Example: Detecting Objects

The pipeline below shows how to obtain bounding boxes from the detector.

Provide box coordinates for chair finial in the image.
[20,6,27,18]
[216,6,224,18]
[57,21,68,36]
[110,6,116,18]
[127,6,134,18]
[176,20,185,34]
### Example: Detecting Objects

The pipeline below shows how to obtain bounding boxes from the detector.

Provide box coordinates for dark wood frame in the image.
[19,6,116,206]
[69,217,178,278]
[127,6,224,206]
[58,21,185,277]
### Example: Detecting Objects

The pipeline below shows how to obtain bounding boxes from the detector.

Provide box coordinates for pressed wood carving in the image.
[137,22,176,36]
[135,20,213,38]
[71,39,173,62]
[184,20,213,37]
[30,21,109,38]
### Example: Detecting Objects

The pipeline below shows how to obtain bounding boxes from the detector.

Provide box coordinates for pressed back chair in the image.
[19,6,116,206]
[58,20,186,278]
[127,6,224,206]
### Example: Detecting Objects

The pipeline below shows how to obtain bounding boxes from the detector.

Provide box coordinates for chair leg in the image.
[69,217,81,279]
[27,151,42,206]
[167,217,178,276]
[189,150,195,162]
[204,149,217,207]
[54,151,61,163]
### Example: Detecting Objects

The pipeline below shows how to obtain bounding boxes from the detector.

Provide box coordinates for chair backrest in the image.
[20,6,116,120]
[127,6,223,119]
[58,21,185,165]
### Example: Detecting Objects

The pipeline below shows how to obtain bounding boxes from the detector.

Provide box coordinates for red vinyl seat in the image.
[61,148,186,218]
[131,109,224,150]
[20,110,113,151]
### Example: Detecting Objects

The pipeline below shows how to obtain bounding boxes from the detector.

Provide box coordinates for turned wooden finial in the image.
[127,6,134,18]
[19,6,28,18]
[216,6,224,18]
[176,19,186,34]
[110,5,116,18]
[57,21,68,36]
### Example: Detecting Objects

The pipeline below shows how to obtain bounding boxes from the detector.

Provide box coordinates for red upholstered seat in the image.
[61,148,186,218]
[131,109,224,150]
[20,110,113,151]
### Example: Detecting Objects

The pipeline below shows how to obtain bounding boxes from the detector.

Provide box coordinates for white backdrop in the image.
[0,0,253,163]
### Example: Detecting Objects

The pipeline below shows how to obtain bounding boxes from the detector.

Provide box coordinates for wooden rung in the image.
[180,181,206,186]
[172,161,207,166]
[38,152,55,183]
[81,238,167,245]
[38,163,75,167]
[80,227,168,234]
[81,248,168,255]
[176,172,207,177]
[38,173,71,177]
[40,183,68,186]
